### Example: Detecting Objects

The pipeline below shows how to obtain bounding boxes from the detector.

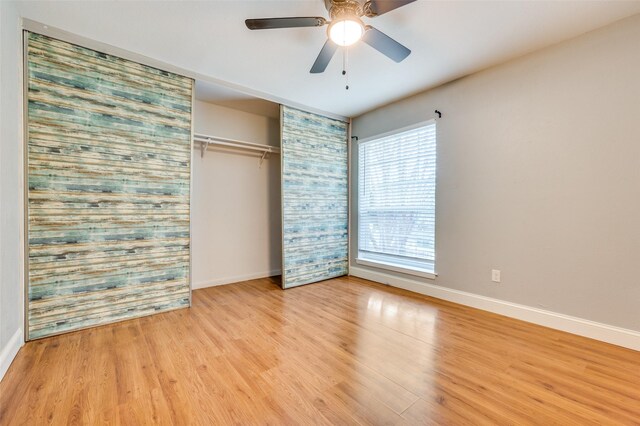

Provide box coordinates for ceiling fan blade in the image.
[245,17,327,30]
[365,0,417,17]
[362,26,411,63]
[310,39,338,74]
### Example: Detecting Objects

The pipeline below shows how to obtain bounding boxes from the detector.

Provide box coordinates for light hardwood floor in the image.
[1,276,639,425]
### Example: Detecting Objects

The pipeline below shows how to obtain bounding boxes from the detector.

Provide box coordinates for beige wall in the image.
[351,14,640,332]
[191,100,281,289]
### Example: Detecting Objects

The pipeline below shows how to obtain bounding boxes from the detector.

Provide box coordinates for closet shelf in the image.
[193,133,280,161]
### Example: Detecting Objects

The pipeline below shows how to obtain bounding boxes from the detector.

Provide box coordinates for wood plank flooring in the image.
[1,276,639,425]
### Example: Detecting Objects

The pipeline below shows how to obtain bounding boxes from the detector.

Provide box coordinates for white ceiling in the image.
[15,1,640,118]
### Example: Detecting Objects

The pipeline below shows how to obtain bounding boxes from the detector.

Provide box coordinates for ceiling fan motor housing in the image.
[325,0,364,18]
[325,0,381,18]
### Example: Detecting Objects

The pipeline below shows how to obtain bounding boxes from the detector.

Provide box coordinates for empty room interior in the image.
[1,0,640,424]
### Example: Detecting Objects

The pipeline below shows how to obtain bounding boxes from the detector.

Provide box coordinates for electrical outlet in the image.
[491,269,501,283]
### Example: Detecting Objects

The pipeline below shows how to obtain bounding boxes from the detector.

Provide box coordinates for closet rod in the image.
[193,133,280,158]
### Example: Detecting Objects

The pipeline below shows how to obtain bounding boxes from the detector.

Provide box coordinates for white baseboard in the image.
[193,270,282,290]
[349,266,640,351]
[0,328,24,382]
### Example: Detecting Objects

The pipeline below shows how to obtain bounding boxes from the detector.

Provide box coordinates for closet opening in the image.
[192,81,282,290]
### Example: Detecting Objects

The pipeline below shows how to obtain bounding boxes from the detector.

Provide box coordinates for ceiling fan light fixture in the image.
[246,0,416,73]
[328,18,364,46]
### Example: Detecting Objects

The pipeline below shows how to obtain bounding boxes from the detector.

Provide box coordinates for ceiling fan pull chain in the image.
[342,46,346,75]
[343,48,349,90]
[346,48,350,90]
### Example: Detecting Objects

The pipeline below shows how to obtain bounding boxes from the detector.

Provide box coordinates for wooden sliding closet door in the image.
[25,32,193,339]
[281,106,349,288]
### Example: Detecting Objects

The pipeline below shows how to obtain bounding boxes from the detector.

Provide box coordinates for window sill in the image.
[355,258,437,280]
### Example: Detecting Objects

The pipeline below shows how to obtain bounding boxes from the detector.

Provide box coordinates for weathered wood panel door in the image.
[280,106,348,288]
[25,32,192,339]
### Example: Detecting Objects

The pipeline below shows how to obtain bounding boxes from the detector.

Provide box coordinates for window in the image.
[357,121,437,278]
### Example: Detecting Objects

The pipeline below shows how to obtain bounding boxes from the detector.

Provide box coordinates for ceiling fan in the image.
[245,0,416,74]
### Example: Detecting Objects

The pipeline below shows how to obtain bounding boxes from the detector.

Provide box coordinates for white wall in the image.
[351,14,640,337]
[0,0,25,381]
[191,100,281,289]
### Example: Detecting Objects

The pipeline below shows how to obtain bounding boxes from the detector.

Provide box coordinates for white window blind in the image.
[358,121,436,274]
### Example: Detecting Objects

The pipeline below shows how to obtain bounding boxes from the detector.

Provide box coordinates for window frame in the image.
[355,119,437,280]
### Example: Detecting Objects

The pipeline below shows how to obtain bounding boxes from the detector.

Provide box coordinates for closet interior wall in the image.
[191,100,281,288]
